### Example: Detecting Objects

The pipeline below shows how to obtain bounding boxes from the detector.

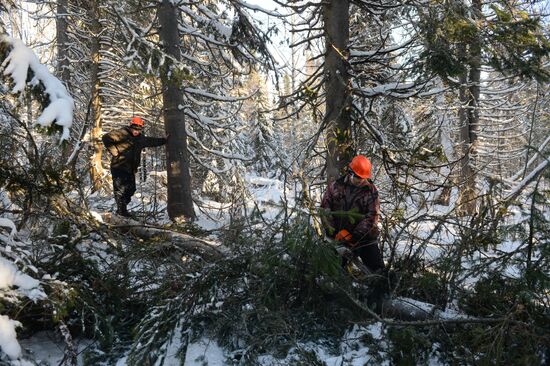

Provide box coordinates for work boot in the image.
[116,205,131,217]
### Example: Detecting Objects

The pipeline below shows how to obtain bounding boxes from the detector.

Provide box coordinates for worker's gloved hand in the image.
[335,229,353,242]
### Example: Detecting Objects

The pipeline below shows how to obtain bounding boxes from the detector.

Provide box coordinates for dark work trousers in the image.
[111,168,136,211]
[343,240,385,273]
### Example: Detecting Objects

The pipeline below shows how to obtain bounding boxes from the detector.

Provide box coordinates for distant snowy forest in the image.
[0,0,549,365]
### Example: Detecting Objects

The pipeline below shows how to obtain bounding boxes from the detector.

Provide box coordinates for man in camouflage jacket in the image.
[321,155,384,273]
[102,117,167,217]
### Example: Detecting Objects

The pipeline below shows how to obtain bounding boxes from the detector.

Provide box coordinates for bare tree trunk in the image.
[89,0,104,192]
[158,0,195,221]
[323,0,352,182]
[457,0,481,214]
[458,70,476,214]
[56,0,70,87]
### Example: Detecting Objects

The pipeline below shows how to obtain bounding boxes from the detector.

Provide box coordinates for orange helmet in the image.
[349,155,372,179]
[130,116,144,128]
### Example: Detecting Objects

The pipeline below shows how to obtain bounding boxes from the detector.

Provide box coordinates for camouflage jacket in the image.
[320,175,380,243]
[102,127,166,173]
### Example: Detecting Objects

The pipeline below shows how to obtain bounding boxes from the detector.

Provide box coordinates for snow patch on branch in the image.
[355,82,418,97]
[1,36,74,141]
[234,0,283,16]
[0,257,42,292]
[505,159,549,202]
[0,218,16,240]
[0,218,46,364]
[0,254,44,362]
[0,315,22,360]
[184,87,250,101]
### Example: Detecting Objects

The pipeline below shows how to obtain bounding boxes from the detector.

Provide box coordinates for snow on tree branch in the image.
[505,159,549,203]
[509,134,550,183]
[184,87,253,102]
[1,35,74,141]
[231,0,284,17]
[0,229,46,361]
[0,218,16,240]
[0,315,22,360]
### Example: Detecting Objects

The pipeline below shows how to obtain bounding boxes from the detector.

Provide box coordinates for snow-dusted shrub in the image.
[451,187,550,364]
[388,179,550,364]
[438,271,549,364]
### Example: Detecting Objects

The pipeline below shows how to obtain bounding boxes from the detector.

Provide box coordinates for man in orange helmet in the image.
[102,116,167,217]
[321,155,384,273]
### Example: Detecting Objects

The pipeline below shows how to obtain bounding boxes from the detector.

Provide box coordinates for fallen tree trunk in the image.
[360,295,505,326]
[102,213,227,260]
[340,277,504,325]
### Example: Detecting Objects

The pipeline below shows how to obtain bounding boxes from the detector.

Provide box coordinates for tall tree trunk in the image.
[457,0,481,214]
[56,0,70,87]
[323,0,352,182]
[158,0,195,221]
[435,97,454,206]
[89,0,104,192]
[458,67,475,213]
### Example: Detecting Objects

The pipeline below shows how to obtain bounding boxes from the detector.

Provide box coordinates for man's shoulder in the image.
[334,175,347,186]
[368,180,378,191]
[104,127,131,141]
[107,127,130,134]
[327,177,347,195]
[362,181,378,197]
[325,177,342,191]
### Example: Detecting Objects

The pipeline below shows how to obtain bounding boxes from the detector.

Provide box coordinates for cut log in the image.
[381,297,437,321]
[101,213,227,260]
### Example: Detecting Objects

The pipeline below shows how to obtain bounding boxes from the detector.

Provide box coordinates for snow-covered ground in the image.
[23,330,391,366]
[20,333,92,365]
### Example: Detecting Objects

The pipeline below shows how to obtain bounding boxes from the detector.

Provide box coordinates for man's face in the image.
[348,170,368,187]
[130,126,142,136]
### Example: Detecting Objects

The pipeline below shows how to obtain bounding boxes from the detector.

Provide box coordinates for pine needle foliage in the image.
[128,213,368,365]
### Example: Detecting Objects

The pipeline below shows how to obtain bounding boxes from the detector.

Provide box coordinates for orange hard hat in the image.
[130,116,144,127]
[349,155,372,179]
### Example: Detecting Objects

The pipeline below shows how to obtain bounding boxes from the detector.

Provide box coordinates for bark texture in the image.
[323,0,352,182]
[158,0,195,221]
[457,0,482,214]
[56,0,70,86]
[89,0,105,192]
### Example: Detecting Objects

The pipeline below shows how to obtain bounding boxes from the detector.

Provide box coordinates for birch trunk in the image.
[89,0,104,192]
